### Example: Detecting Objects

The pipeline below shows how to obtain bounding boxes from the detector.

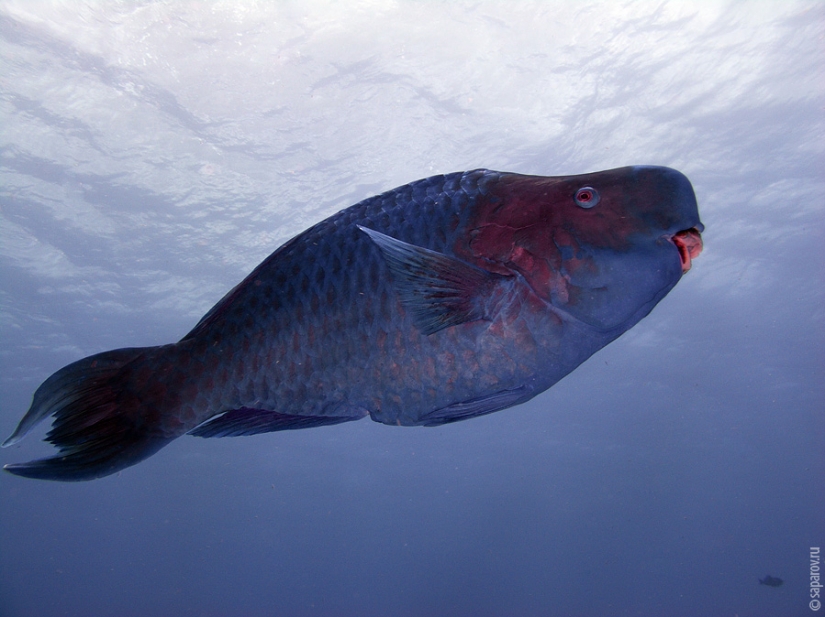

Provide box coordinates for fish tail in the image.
[2,347,173,481]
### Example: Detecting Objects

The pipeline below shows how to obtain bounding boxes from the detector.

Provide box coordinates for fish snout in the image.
[671,227,704,273]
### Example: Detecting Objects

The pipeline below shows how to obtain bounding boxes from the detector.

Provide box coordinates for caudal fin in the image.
[2,347,172,481]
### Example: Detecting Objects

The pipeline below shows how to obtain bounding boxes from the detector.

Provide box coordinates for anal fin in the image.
[188,407,363,438]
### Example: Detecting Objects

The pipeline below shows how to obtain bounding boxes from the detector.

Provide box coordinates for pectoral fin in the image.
[359,226,505,335]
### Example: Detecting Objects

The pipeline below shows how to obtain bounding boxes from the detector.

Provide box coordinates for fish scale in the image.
[3,167,703,480]
[169,172,488,423]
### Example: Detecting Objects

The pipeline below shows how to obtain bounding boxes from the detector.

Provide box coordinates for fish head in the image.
[463,166,703,333]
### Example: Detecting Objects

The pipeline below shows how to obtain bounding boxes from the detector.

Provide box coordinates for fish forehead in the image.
[460,166,698,260]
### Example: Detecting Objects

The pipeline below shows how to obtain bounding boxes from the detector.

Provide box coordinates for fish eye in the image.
[574,187,599,209]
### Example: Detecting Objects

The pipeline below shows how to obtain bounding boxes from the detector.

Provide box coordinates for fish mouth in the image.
[671,226,704,273]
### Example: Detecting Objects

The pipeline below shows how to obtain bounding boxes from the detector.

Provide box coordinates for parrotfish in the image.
[3,167,703,481]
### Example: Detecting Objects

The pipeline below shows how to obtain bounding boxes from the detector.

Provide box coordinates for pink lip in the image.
[672,228,703,273]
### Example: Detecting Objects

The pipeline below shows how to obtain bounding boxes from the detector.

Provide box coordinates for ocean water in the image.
[0,1,822,616]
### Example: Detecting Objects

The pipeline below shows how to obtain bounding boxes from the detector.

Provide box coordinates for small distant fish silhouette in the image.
[2,167,703,481]
[759,575,784,587]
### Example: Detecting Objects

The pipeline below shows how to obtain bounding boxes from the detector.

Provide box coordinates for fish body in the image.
[3,167,703,481]
[759,575,783,587]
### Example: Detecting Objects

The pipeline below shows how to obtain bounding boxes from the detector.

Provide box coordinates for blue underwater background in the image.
[0,2,823,616]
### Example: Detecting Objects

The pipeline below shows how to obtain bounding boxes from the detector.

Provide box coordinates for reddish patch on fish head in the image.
[458,171,637,300]
[456,167,702,308]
